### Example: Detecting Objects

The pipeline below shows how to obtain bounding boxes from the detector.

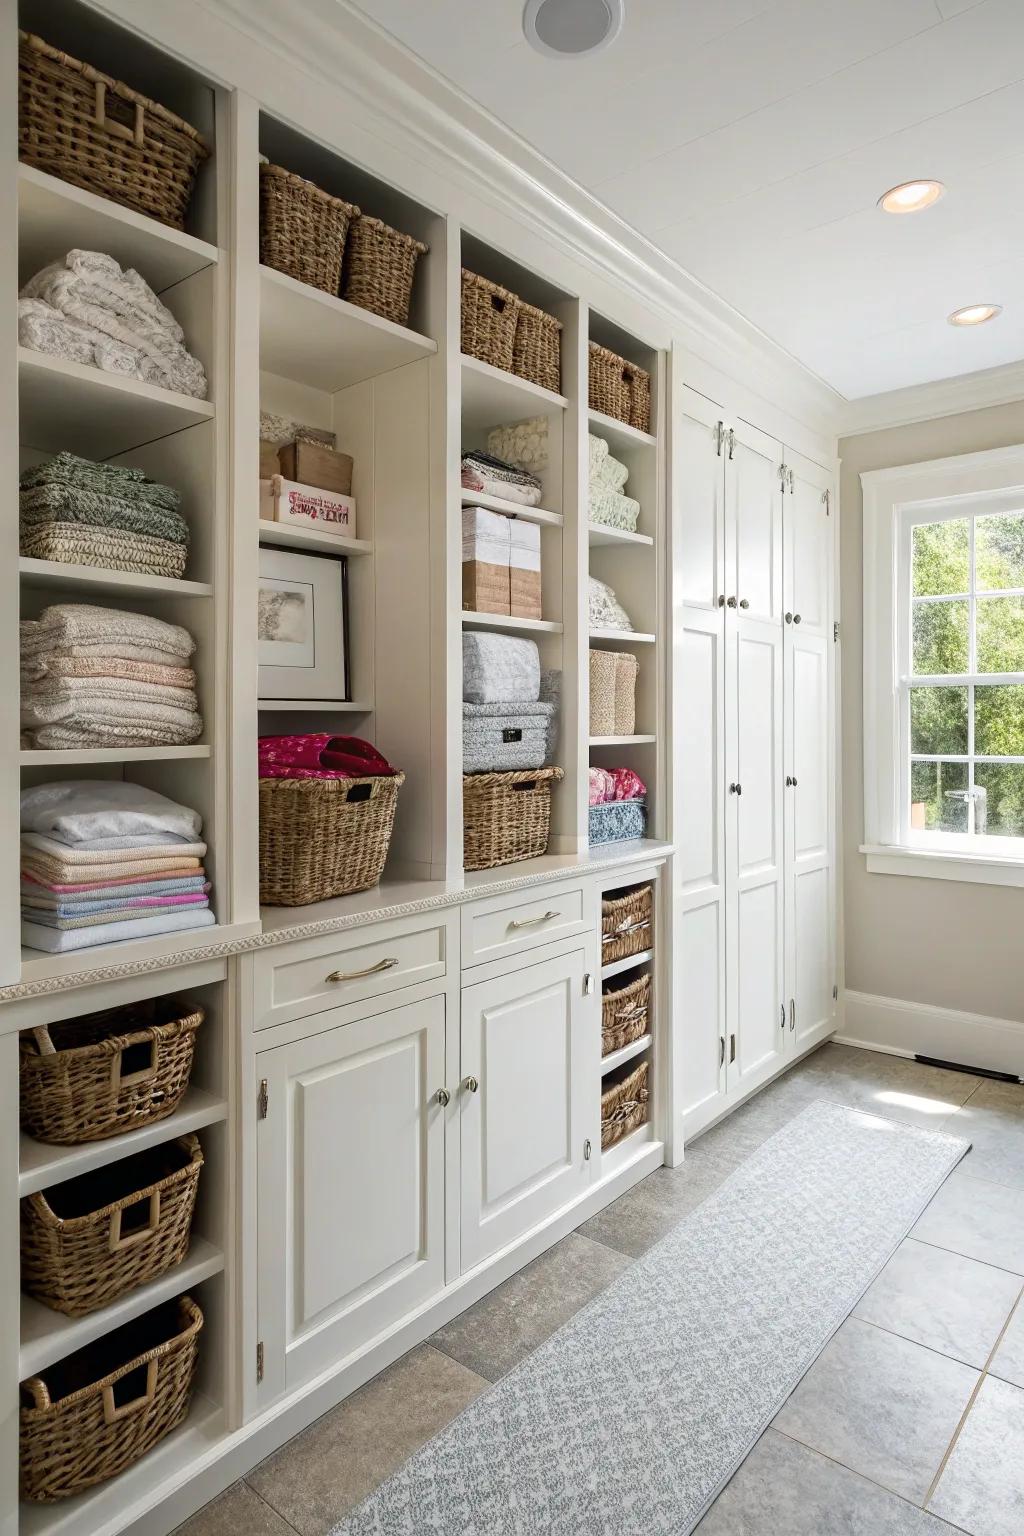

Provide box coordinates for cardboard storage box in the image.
[260,476,356,537]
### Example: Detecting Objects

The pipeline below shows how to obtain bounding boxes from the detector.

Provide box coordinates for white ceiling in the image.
[350,0,1024,401]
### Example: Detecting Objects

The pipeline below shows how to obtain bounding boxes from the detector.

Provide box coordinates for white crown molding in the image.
[188,0,845,437]
[837,361,1024,440]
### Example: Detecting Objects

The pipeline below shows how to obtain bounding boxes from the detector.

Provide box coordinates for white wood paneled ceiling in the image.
[351,0,1024,401]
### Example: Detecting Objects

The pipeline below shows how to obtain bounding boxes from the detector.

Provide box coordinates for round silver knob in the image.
[726,595,738,608]
[739,598,749,609]
[462,1075,479,1093]
[785,612,793,624]
[793,613,802,624]
[717,594,726,607]
[435,1088,450,1107]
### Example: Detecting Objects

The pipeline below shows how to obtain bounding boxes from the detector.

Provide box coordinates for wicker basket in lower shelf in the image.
[601,972,651,1057]
[259,773,404,906]
[601,883,653,964]
[19,1000,204,1146]
[463,767,563,872]
[21,1137,203,1318]
[19,1295,202,1503]
[600,1059,650,1151]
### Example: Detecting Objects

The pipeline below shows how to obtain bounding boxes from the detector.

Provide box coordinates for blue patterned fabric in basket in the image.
[590,798,646,846]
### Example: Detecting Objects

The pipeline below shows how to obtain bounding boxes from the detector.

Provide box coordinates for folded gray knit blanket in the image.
[20,452,182,511]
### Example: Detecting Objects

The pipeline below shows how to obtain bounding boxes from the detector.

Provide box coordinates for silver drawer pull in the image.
[601,919,651,943]
[325,957,400,983]
[508,909,561,930]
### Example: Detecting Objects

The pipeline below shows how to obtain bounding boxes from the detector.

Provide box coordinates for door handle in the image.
[793,614,802,624]
[508,910,560,930]
[789,998,796,1032]
[729,1033,736,1064]
[726,595,738,608]
[719,1035,725,1067]
[717,594,726,607]
[786,775,798,787]
[434,1087,451,1107]
[780,1003,786,1031]
[739,598,749,609]
[326,957,399,983]
[729,782,742,795]
[462,1075,479,1093]
[785,612,793,625]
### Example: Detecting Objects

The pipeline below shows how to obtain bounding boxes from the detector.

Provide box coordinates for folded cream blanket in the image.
[23,854,203,886]
[22,655,197,689]
[21,829,207,861]
[22,676,199,718]
[20,781,203,843]
[22,907,216,954]
[29,716,202,749]
[20,604,196,665]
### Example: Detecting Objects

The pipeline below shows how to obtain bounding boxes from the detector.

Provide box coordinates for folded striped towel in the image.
[22,907,217,954]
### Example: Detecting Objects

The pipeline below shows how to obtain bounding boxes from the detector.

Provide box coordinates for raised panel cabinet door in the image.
[676,386,726,611]
[786,448,833,638]
[727,615,786,1097]
[726,419,784,626]
[460,949,594,1271]
[256,995,447,1400]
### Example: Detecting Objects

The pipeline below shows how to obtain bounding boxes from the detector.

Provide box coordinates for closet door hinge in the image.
[822,488,831,515]
[257,1078,269,1120]
[833,621,840,643]
[719,1035,726,1068]
[256,1341,265,1383]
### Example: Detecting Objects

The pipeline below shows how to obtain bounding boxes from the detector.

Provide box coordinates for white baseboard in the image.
[839,991,1024,1079]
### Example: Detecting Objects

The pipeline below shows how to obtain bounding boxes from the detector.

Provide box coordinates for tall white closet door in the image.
[784,448,836,1053]
[725,422,786,1095]
[675,389,728,1137]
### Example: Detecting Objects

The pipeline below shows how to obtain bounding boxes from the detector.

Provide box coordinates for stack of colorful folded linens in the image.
[21,604,201,750]
[19,453,190,579]
[20,782,215,954]
[460,449,543,507]
[589,766,648,846]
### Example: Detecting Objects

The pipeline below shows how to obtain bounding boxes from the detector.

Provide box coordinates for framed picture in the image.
[257,548,349,700]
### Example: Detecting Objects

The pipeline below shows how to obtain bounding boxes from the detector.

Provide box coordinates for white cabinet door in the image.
[675,387,729,1139]
[460,949,594,1270]
[726,422,786,1097]
[256,995,447,1399]
[784,449,836,1054]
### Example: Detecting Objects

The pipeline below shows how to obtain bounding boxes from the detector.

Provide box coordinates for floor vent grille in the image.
[915,1053,1021,1085]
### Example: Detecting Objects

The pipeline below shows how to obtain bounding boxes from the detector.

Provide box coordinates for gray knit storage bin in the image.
[462,631,540,704]
[463,701,556,772]
[589,799,647,846]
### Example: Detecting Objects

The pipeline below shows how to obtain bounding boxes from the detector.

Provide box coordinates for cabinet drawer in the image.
[461,884,588,968]
[254,920,447,1030]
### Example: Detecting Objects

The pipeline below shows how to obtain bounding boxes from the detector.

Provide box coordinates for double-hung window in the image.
[863,445,1024,885]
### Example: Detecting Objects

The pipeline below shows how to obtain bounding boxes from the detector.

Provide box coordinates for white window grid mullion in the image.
[968,514,976,836]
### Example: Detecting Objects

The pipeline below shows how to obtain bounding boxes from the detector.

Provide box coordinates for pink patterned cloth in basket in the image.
[258,733,398,780]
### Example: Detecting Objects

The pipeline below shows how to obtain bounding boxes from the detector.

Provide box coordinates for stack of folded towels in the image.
[20,453,190,580]
[20,781,215,954]
[461,449,542,507]
[21,604,201,750]
[19,248,207,398]
[589,433,641,532]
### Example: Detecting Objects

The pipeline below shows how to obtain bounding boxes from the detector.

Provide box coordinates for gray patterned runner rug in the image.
[335,1101,969,1536]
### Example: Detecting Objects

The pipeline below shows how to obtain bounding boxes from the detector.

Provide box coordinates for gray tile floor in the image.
[176,1043,1024,1536]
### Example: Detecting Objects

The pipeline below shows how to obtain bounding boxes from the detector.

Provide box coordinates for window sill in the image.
[861,843,1024,888]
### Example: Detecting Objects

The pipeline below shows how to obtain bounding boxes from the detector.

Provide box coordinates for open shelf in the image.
[460,490,563,528]
[599,1122,656,1179]
[18,924,255,988]
[257,520,372,557]
[18,1088,228,1198]
[19,1393,224,1536]
[259,265,436,392]
[18,165,218,294]
[20,1237,224,1379]
[18,558,213,601]
[19,746,211,766]
[600,1033,652,1077]
[18,350,214,458]
[587,523,653,549]
[589,628,656,645]
[257,699,372,713]
[461,355,567,432]
[601,948,654,981]
[462,612,563,636]
[589,408,656,452]
[589,735,657,746]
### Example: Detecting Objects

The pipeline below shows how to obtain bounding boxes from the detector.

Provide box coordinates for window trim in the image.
[862,442,1024,885]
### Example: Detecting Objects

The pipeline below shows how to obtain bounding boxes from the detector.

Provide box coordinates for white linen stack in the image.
[20,604,202,750]
[589,433,641,532]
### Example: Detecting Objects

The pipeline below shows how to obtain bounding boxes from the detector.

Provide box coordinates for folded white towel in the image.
[20,604,195,664]
[22,831,207,862]
[20,781,203,844]
[22,907,216,954]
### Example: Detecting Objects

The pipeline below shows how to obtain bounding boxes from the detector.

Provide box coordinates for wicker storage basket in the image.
[19,1000,204,1146]
[21,1137,203,1318]
[589,650,638,736]
[588,342,652,433]
[601,972,651,1057]
[461,271,521,372]
[601,883,653,963]
[512,302,562,393]
[600,1059,649,1151]
[342,215,427,327]
[20,1295,202,1502]
[463,767,563,871]
[18,32,209,230]
[259,773,404,906]
[260,163,358,295]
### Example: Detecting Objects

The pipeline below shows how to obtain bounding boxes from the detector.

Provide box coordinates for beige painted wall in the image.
[840,400,1024,1022]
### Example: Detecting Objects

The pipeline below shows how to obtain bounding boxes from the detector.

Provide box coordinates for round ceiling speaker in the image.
[523,0,624,59]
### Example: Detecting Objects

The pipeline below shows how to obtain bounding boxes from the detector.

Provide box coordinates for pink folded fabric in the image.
[589,767,614,806]
[611,768,646,801]
[258,733,398,780]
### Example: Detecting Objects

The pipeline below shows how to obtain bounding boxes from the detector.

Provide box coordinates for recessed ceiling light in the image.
[878,180,945,214]
[523,0,624,58]
[948,303,1003,327]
